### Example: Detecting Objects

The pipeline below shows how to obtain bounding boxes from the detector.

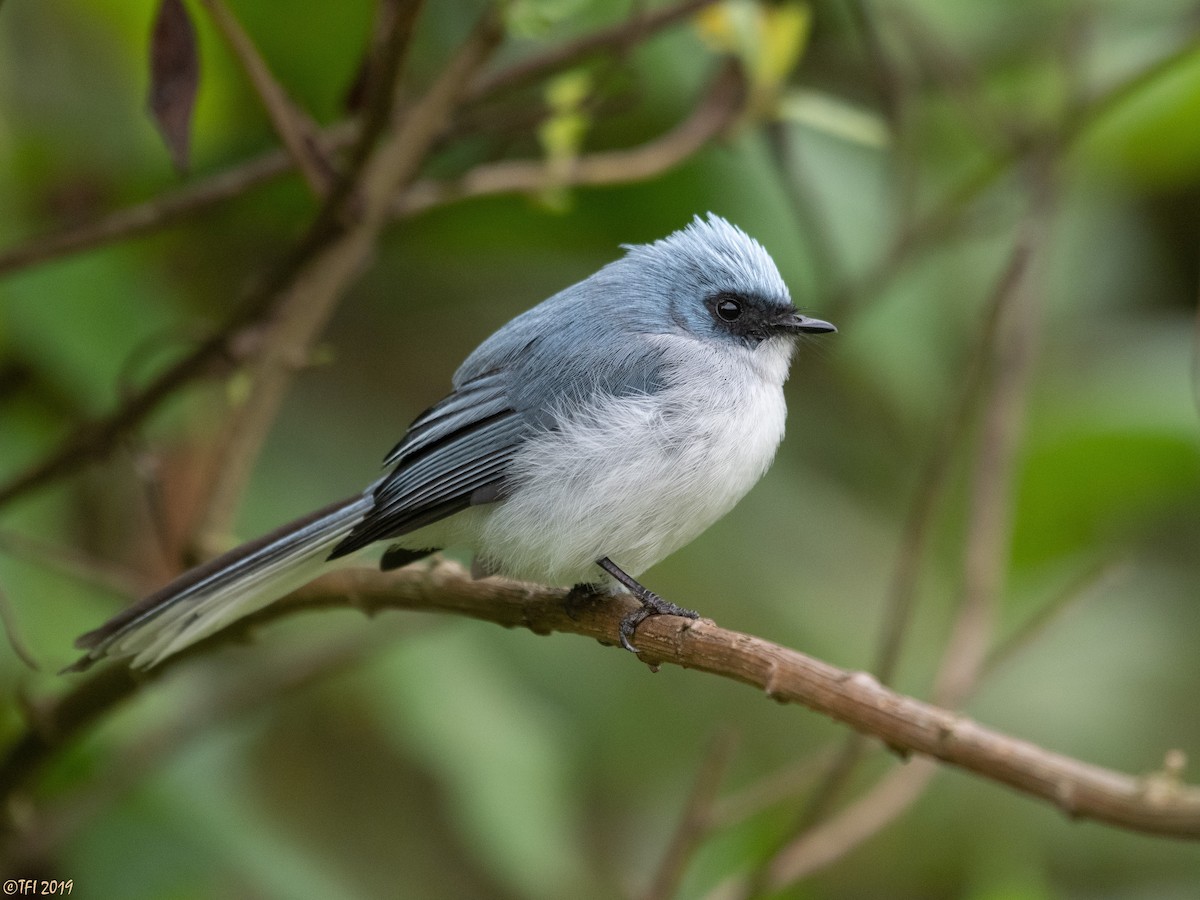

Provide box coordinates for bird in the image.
[66,213,836,672]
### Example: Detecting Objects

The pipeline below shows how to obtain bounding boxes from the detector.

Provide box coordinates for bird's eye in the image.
[715,297,743,322]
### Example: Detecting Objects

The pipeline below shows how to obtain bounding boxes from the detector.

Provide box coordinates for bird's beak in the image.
[776,311,837,335]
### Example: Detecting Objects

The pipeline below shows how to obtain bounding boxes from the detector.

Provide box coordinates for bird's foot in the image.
[617,591,699,653]
[594,557,699,653]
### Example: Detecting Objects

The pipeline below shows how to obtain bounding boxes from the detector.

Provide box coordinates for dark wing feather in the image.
[328,374,528,559]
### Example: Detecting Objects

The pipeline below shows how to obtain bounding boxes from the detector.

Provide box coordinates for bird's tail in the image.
[66,494,373,672]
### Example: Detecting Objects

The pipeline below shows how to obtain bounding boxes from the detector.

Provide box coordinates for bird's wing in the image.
[328,370,528,557]
[329,320,671,560]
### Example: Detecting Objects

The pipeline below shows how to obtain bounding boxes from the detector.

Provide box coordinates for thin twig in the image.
[197,0,334,194]
[0,129,350,278]
[334,0,425,203]
[394,59,746,216]
[0,0,728,514]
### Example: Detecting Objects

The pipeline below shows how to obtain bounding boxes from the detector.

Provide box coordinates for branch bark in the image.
[282,564,1200,840]
[197,0,333,194]
[5,561,1199,844]
[395,59,746,216]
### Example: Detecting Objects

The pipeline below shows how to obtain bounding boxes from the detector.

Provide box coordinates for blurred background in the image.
[2,0,1200,896]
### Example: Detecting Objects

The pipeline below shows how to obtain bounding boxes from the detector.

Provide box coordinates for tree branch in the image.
[197,0,334,194]
[282,564,1200,840]
[394,58,746,216]
[0,2,729,515]
[5,561,1199,843]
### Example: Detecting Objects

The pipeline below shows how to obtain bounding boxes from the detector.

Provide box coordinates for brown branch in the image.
[197,0,334,195]
[336,0,425,192]
[317,564,1200,839]
[206,563,1200,839]
[0,132,343,278]
[4,559,1200,843]
[395,59,747,217]
[0,0,720,281]
[0,2,728,515]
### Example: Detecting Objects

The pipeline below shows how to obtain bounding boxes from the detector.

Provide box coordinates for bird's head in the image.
[618,213,836,350]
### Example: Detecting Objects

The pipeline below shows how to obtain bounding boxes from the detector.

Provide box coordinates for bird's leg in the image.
[596,557,699,653]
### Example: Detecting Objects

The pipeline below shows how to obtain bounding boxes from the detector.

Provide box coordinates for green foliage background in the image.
[2,0,1200,897]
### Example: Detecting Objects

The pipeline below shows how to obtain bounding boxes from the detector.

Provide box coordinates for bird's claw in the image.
[618,591,699,653]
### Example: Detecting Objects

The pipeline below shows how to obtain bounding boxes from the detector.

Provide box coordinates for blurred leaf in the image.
[536,69,593,210]
[778,88,890,147]
[695,0,810,104]
[757,2,811,89]
[148,0,200,173]
[1081,41,1200,188]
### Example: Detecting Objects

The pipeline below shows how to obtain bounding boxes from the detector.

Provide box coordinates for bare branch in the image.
[196,0,334,194]
[224,563,1200,840]
[337,0,425,192]
[0,133,339,278]
[4,556,1200,844]
[395,59,747,216]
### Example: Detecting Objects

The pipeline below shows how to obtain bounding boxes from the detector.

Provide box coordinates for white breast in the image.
[472,335,793,585]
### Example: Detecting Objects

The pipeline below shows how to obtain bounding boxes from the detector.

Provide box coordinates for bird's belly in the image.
[476,377,787,585]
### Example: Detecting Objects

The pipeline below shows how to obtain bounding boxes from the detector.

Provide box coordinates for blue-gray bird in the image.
[68,214,835,671]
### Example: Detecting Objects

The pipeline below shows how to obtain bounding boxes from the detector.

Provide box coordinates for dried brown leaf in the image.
[148,0,200,172]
